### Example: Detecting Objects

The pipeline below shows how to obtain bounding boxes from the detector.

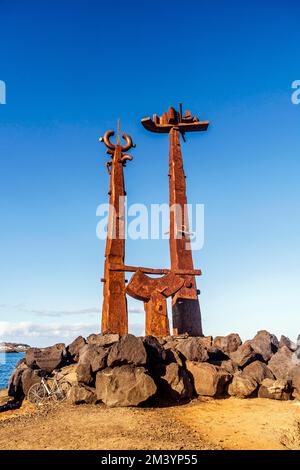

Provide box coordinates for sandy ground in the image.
[174,397,300,450]
[0,398,214,450]
[0,390,299,450]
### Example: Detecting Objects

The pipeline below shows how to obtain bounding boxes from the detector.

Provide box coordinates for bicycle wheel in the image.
[52,380,72,402]
[27,382,47,405]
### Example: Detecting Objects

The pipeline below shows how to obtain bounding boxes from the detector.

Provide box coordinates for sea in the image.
[0,352,24,390]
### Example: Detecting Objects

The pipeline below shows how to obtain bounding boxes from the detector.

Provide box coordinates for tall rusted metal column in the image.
[141,106,209,336]
[99,125,135,335]
[169,126,202,336]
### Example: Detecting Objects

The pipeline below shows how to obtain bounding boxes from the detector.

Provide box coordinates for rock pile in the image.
[7,330,300,407]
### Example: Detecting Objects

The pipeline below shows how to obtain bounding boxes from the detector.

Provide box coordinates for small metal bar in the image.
[109,264,202,276]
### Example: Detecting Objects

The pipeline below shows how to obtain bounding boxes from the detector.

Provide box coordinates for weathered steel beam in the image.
[141,105,209,336]
[168,126,203,336]
[109,263,202,276]
[99,128,135,335]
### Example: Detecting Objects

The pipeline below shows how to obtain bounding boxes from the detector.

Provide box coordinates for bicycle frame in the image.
[28,375,71,406]
[41,377,58,397]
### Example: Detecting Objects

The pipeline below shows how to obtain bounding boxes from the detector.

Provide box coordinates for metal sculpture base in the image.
[172,298,203,336]
[144,292,170,337]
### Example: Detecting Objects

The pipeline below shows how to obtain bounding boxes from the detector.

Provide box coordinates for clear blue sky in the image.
[0,0,299,346]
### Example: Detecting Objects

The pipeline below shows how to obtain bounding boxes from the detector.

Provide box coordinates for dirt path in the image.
[0,400,214,450]
[175,397,300,450]
[0,393,299,450]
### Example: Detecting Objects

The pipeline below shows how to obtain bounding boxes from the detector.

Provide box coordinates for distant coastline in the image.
[0,350,26,391]
[0,342,31,354]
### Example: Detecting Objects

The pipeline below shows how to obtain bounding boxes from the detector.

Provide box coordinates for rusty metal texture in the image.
[126,270,184,302]
[109,263,201,276]
[99,128,135,335]
[126,270,185,336]
[144,291,169,337]
[141,105,209,336]
[99,106,208,338]
[141,105,209,134]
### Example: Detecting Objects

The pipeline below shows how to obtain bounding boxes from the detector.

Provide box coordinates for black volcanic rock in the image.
[250,330,279,362]
[213,333,242,356]
[279,335,297,352]
[26,344,66,373]
[175,337,209,362]
[87,333,119,347]
[76,344,109,384]
[229,342,258,368]
[107,334,147,367]
[228,373,258,398]
[67,336,86,361]
[258,378,292,400]
[153,362,194,401]
[96,365,156,407]
[143,336,166,365]
[267,346,295,380]
[185,361,231,397]
[21,368,41,395]
[242,360,274,384]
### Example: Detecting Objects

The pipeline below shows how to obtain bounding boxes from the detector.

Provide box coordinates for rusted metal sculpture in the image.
[99,123,135,335]
[113,264,201,337]
[127,270,181,337]
[99,106,208,338]
[141,105,209,336]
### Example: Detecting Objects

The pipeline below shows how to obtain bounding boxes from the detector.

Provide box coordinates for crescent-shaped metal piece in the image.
[100,129,136,154]
[120,154,133,163]
[121,133,136,152]
[99,130,116,150]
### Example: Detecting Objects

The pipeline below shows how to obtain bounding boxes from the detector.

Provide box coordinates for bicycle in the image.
[27,371,72,405]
